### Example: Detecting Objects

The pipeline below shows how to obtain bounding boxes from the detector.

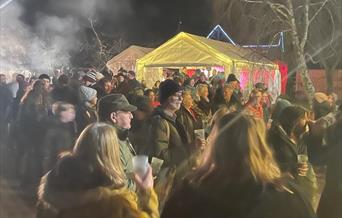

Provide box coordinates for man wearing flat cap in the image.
[97,94,137,190]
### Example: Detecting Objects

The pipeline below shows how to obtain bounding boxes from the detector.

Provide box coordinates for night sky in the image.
[17,0,213,45]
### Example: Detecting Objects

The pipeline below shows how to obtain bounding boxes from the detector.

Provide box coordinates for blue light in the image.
[207,24,284,52]
[207,25,237,45]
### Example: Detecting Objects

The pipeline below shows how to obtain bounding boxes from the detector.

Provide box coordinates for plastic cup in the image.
[297,154,308,176]
[151,157,164,176]
[297,154,308,164]
[132,155,148,178]
[194,129,205,140]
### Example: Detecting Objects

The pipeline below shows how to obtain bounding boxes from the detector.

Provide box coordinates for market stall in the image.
[136,32,281,100]
[107,45,154,74]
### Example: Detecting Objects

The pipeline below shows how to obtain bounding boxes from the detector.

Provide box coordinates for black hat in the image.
[255,82,268,92]
[159,79,182,104]
[98,94,137,113]
[128,70,136,77]
[39,74,51,81]
[226,74,239,83]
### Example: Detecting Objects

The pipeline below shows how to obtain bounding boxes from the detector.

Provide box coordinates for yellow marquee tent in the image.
[136,32,281,99]
[137,32,277,79]
[107,45,154,73]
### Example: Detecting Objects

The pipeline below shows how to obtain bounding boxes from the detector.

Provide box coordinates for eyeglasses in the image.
[172,92,183,100]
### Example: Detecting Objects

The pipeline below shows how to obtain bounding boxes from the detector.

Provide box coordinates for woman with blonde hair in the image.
[193,84,212,124]
[37,122,159,218]
[162,113,315,218]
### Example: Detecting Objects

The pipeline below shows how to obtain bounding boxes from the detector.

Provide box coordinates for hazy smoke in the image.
[1,0,212,75]
[0,0,133,74]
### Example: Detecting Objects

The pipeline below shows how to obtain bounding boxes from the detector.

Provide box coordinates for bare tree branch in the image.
[241,0,264,4]
[89,19,105,59]
[308,0,329,25]
[300,0,310,50]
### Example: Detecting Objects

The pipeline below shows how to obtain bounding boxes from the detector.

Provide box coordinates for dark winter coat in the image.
[162,179,316,218]
[149,107,189,168]
[16,93,50,182]
[36,155,159,218]
[75,104,97,135]
[268,124,318,208]
[129,118,151,155]
[317,118,342,218]
[42,117,76,173]
[0,84,12,129]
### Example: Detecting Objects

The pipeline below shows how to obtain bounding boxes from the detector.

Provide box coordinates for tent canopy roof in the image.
[137,32,277,69]
[107,45,154,70]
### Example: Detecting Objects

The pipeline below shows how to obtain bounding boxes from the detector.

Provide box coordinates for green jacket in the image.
[115,125,137,191]
[149,107,189,168]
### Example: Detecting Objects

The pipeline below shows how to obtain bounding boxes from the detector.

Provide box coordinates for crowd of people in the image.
[0,68,341,218]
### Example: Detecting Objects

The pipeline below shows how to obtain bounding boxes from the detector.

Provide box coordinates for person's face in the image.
[41,78,50,91]
[254,92,262,105]
[167,91,183,111]
[128,74,134,80]
[118,76,125,83]
[223,88,233,101]
[327,95,334,106]
[182,93,193,109]
[189,79,195,87]
[262,93,269,104]
[104,82,112,94]
[112,110,133,129]
[294,113,309,138]
[148,91,155,102]
[230,81,239,90]
[200,75,205,81]
[60,108,76,123]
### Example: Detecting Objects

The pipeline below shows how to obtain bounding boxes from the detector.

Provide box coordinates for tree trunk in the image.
[286,0,315,107]
[298,53,315,106]
[325,68,334,93]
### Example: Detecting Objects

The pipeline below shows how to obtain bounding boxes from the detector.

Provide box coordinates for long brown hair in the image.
[73,122,126,188]
[191,113,281,187]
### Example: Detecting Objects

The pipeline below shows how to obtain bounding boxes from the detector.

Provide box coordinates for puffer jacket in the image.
[148,106,189,168]
[36,155,159,218]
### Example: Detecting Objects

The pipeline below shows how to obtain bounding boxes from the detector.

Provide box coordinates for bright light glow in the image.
[0,0,14,10]
[242,32,284,52]
[207,25,237,45]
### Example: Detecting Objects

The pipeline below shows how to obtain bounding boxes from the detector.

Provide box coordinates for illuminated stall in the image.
[136,32,281,100]
[107,45,154,74]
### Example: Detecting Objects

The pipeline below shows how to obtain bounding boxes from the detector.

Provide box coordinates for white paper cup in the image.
[151,157,164,175]
[194,129,205,140]
[132,155,148,177]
